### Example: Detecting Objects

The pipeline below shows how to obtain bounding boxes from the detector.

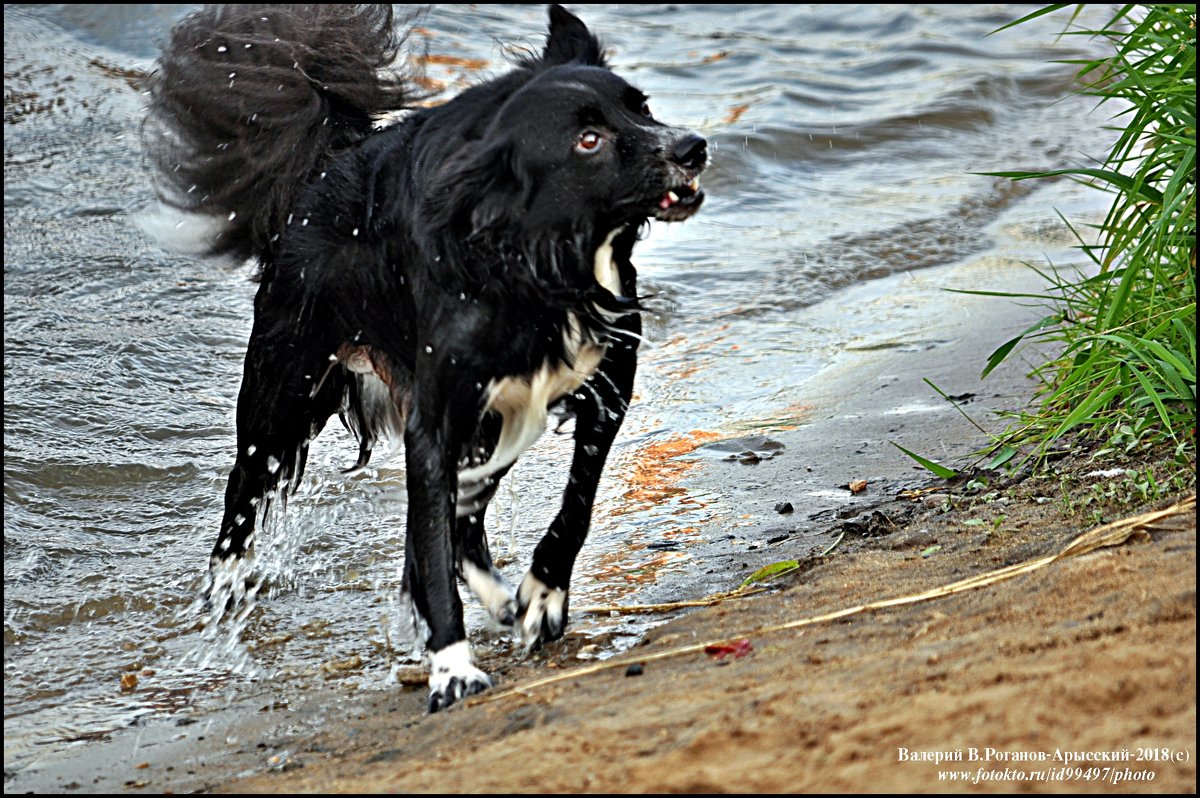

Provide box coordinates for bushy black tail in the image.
[145,4,417,261]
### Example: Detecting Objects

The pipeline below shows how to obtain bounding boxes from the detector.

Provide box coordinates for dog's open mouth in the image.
[655,176,704,222]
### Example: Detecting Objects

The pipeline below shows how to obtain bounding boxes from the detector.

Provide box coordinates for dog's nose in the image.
[671,133,707,171]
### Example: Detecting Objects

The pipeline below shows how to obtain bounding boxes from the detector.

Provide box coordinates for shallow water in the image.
[4,3,1114,766]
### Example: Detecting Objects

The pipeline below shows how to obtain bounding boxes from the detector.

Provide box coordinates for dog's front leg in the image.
[403,380,492,711]
[518,313,642,650]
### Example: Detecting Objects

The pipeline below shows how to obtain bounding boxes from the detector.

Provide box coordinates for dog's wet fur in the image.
[147,4,707,711]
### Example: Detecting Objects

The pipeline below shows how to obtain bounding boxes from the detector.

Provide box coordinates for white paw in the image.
[517,573,569,652]
[427,640,492,712]
[461,560,518,627]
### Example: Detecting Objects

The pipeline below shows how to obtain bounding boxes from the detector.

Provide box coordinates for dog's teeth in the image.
[689,177,700,191]
[667,191,679,204]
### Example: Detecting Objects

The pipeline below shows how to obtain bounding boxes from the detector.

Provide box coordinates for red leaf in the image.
[704,638,753,660]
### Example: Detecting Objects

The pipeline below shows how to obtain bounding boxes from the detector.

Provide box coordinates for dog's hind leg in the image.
[517,314,642,650]
[455,511,518,627]
[453,411,519,628]
[210,322,343,597]
[451,412,518,624]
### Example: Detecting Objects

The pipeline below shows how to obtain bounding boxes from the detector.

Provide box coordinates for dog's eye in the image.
[575,131,605,155]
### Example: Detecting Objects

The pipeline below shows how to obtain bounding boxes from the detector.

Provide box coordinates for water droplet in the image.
[424,346,433,354]
[352,228,359,236]
[247,445,257,456]
[217,45,228,53]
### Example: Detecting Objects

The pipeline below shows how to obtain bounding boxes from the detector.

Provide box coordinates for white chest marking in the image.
[592,226,629,321]
[593,227,624,297]
[458,314,604,501]
[455,229,628,506]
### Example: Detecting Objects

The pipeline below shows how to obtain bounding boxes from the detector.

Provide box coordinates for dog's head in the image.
[422,5,707,289]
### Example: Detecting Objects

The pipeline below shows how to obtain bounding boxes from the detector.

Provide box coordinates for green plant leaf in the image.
[890,442,958,479]
[985,446,1019,470]
[981,314,1063,379]
[738,560,800,589]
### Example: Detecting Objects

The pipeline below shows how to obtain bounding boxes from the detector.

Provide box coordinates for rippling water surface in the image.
[4,3,1114,762]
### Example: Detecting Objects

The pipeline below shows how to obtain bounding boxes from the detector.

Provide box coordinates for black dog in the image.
[147,4,706,711]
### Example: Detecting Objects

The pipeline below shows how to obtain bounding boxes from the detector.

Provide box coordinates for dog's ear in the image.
[426,140,528,234]
[542,5,606,67]
[420,139,531,281]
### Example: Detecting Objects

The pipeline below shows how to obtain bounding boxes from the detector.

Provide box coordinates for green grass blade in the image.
[889,442,959,479]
